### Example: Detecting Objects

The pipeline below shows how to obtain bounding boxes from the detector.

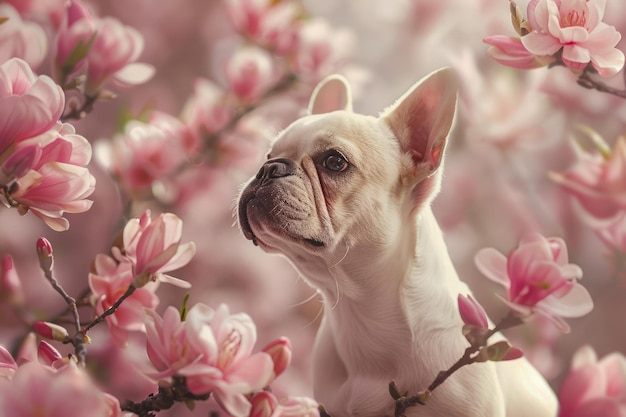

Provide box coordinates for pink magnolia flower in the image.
[475,233,593,332]
[558,345,626,417]
[178,303,274,417]
[261,337,292,383]
[457,294,489,329]
[550,135,626,222]
[522,0,625,76]
[3,0,66,29]
[180,78,232,153]
[293,18,354,82]
[144,305,202,379]
[223,0,300,54]
[0,4,48,69]
[84,17,155,94]
[116,210,195,288]
[95,111,190,195]
[226,46,275,102]
[8,123,95,231]
[54,0,96,81]
[483,35,554,69]
[0,58,64,154]
[0,361,121,417]
[249,391,320,417]
[89,254,159,346]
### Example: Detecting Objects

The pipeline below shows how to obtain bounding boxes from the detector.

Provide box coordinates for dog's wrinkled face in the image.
[237,70,458,289]
[238,111,405,262]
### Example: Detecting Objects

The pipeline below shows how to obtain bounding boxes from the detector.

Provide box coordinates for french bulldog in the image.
[237,68,558,417]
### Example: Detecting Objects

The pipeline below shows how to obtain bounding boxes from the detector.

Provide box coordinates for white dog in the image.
[237,68,558,417]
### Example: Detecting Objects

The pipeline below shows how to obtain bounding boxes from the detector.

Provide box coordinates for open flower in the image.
[144,303,274,417]
[522,0,625,76]
[179,303,274,417]
[117,210,195,288]
[0,361,121,417]
[89,254,160,346]
[550,135,626,222]
[0,58,64,155]
[558,345,626,416]
[484,35,554,69]
[475,233,593,332]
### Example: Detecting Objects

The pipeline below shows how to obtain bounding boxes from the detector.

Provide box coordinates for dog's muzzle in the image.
[238,158,325,248]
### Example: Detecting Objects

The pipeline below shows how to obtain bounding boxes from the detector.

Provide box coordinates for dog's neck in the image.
[313,206,468,378]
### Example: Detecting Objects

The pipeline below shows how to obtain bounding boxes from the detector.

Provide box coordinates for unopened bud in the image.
[262,337,292,381]
[34,321,69,342]
[249,391,278,417]
[486,341,524,362]
[36,237,54,272]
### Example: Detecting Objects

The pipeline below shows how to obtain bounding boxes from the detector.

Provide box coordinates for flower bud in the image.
[486,341,524,362]
[36,237,54,272]
[34,321,69,342]
[262,337,292,381]
[457,294,488,329]
[249,391,278,417]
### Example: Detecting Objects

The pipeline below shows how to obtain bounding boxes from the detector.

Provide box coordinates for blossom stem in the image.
[84,284,136,332]
[121,376,211,416]
[61,93,99,121]
[394,311,524,417]
[577,70,626,99]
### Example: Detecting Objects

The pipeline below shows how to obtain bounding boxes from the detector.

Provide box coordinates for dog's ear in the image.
[308,75,353,115]
[381,67,458,179]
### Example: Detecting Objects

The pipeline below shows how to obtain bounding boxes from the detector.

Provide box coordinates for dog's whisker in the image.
[302,297,325,329]
[329,242,350,269]
[288,288,320,308]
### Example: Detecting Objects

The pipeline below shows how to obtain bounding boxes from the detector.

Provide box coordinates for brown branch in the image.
[84,284,136,332]
[577,70,626,99]
[61,93,99,121]
[122,376,211,417]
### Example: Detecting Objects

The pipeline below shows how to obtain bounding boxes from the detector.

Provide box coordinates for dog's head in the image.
[237,68,458,290]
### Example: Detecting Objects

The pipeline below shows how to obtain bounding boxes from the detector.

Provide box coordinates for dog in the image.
[237,68,558,417]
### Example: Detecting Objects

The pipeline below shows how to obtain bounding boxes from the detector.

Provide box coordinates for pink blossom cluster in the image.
[144,302,315,417]
[89,210,195,346]
[485,0,624,76]
[0,338,121,417]
[0,58,94,231]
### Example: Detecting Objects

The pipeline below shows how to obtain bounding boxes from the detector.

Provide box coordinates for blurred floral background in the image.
[1,0,625,415]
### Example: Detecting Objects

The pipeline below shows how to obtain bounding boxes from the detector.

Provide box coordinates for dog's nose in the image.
[256,158,297,185]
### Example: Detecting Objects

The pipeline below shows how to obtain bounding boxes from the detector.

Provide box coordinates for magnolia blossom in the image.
[550,135,626,222]
[226,46,275,102]
[115,210,195,288]
[7,123,96,231]
[475,233,593,332]
[522,0,625,76]
[95,111,190,195]
[3,0,66,28]
[145,303,275,417]
[293,18,354,81]
[249,391,320,417]
[84,17,154,94]
[0,361,121,417]
[54,0,96,80]
[0,58,64,153]
[180,78,232,153]
[89,254,159,346]
[558,345,626,416]
[223,0,300,54]
[179,303,274,417]
[0,4,48,69]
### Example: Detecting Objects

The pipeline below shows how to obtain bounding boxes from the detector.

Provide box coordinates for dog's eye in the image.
[323,151,349,172]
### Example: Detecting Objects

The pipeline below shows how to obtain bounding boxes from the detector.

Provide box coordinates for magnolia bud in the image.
[36,237,54,272]
[249,391,278,417]
[262,337,292,381]
[38,340,63,365]
[34,321,69,342]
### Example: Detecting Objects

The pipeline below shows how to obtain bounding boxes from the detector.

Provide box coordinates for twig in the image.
[84,284,136,332]
[577,70,626,99]
[61,93,99,121]
[394,312,524,417]
[122,376,211,417]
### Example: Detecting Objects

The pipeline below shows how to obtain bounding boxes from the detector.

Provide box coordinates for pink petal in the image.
[113,62,155,86]
[562,44,591,65]
[539,283,593,318]
[599,353,626,397]
[521,32,562,56]
[474,247,510,289]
